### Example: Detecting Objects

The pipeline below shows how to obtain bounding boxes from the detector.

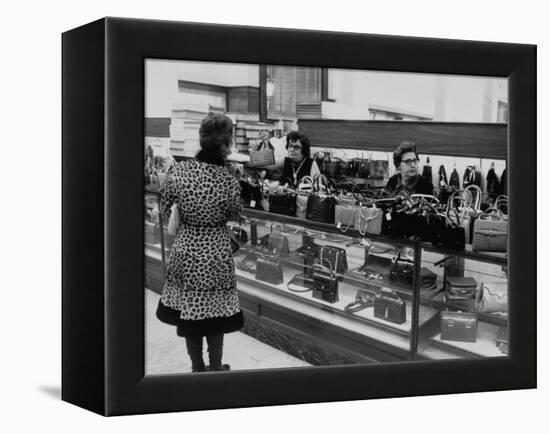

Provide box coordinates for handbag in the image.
[319,245,347,277]
[344,286,379,313]
[167,203,180,235]
[268,189,297,216]
[472,212,508,252]
[236,254,257,274]
[306,174,336,223]
[356,206,384,235]
[357,244,394,279]
[228,225,248,254]
[248,140,275,167]
[389,252,414,285]
[266,233,290,256]
[322,155,342,178]
[296,176,313,218]
[312,260,339,303]
[255,257,284,285]
[440,311,478,343]
[478,282,508,313]
[446,276,477,300]
[374,288,406,324]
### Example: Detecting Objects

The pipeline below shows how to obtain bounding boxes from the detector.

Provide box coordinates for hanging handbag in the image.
[312,260,339,303]
[248,140,275,167]
[306,174,336,223]
[255,257,284,285]
[356,205,384,235]
[478,282,508,314]
[374,288,406,324]
[440,311,478,343]
[296,176,313,218]
[472,210,508,252]
[167,203,180,235]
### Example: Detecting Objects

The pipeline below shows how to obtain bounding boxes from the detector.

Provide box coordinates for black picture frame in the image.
[62,17,536,416]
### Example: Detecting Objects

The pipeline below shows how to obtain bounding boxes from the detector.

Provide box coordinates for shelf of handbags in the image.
[239,172,508,265]
[229,217,440,344]
[414,248,509,359]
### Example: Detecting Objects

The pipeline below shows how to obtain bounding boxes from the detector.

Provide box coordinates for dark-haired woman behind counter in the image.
[386,141,434,195]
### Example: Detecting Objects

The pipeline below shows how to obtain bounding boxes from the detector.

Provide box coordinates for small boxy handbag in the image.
[373,288,406,324]
[440,311,478,343]
[255,256,284,285]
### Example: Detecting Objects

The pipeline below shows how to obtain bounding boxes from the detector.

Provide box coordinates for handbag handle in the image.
[312,174,334,195]
[297,175,314,193]
[463,184,482,211]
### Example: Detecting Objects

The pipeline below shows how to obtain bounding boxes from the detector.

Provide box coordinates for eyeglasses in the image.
[288,144,302,150]
[402,158,419,166]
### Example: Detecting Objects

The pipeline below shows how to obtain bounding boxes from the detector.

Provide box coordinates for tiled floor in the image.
[145,289,310,375]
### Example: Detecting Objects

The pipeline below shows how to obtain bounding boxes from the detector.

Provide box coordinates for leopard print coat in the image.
[156,159,244,336]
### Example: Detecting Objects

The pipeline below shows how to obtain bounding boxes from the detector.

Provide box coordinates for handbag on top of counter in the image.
[472,196,508,252]
[296,175,314,218]
[306,174,337,223]
[440,310,478,343]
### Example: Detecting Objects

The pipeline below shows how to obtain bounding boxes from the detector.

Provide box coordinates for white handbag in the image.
[167,203,180,235]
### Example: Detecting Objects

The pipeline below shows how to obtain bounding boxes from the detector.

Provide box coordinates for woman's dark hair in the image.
[285,131,311,158]
[393,141,418,168]
[196,112,233,165]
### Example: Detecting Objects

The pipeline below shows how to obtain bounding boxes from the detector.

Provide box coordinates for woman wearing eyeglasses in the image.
[280,131,320,187]
[386,141,434,195]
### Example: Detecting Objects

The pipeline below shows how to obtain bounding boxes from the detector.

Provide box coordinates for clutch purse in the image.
[255,257,284,285]
[312,261,339,303]
[478,282,508,313]
[440,311,478,343]
[374,288,406,324]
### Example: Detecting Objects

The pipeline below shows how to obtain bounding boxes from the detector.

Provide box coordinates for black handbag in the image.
[319,245,347,277]
[357,244,394,279]
[389,252,414,285]
[306,174,336,223]
[268,190,297,216]
[440,311,478,343]
[312,260,339,303]
[240,177,265,210]
[374,288,406,324]
[255,257,284,285]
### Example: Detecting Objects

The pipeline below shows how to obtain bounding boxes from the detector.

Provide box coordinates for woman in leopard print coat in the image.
[156,113,244,372]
